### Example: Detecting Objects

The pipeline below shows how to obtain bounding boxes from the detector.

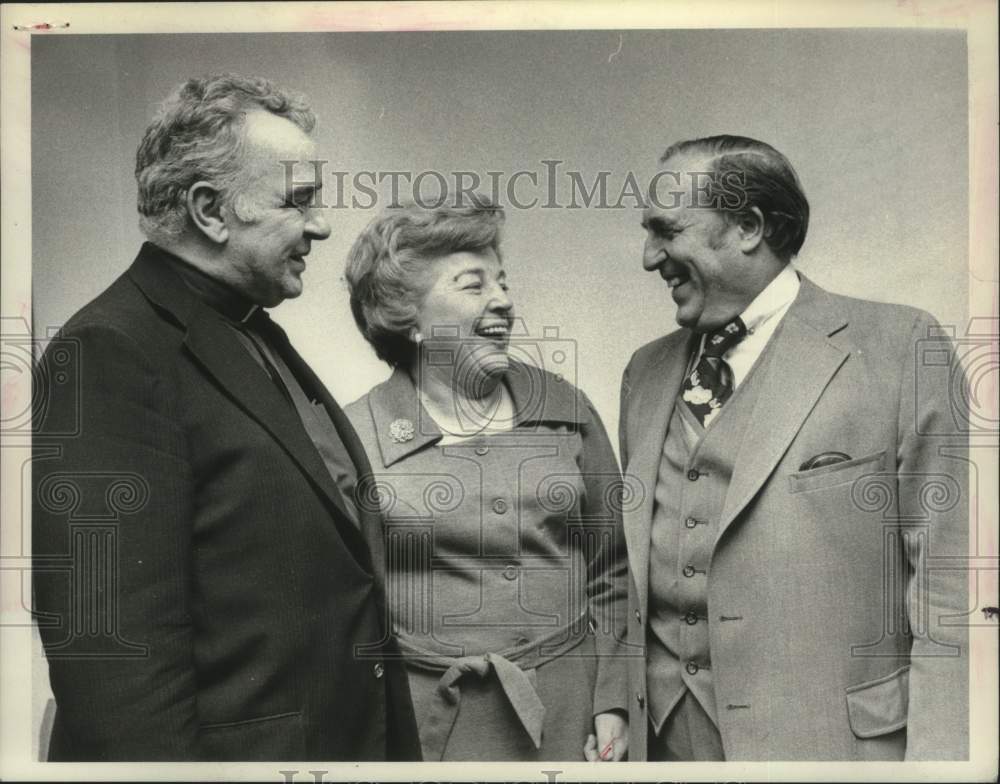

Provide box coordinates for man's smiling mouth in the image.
[665,272,691,290]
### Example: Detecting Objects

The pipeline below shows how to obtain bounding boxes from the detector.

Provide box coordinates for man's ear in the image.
[186,181,229,244]
[736,206,766,253]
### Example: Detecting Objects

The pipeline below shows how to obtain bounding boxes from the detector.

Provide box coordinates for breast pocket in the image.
[200,711,305,761]
[787,450,886,494]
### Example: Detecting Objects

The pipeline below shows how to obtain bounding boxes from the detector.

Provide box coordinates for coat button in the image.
[685,660,699,675]
[475,445,489,456]
[684,610,698,625]
[685,516,698,528]
[492,498,509,514]
[687,469,700,481]
[636,693,645,709]
[373,663,385,679]
[682,565,696,578]
[502,564,518,580]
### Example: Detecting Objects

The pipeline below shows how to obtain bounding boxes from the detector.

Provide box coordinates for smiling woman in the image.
[341,196,632,762]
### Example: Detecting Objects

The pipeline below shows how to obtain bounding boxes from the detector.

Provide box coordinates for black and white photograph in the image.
[1,1,997,781]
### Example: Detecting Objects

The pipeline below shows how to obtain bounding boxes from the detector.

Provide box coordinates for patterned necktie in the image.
[682,316,749,427]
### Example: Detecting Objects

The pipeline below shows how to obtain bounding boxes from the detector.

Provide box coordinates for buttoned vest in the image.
[646,345,773,732]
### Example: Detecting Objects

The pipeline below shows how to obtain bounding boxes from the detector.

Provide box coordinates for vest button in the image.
[475,445,489,456]
[685,517,698,528]
[636,693,645,709]
[685,661,699,675]
[492,498,509,514]
[687,469,700,481]
[682,565,696,578]
[634,609,641,624]
[685,610,699,625]
[373,662,385,679]
[502,564,518,580]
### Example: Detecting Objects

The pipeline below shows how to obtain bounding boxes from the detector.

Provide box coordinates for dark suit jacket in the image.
[619,276,969,760]
[32,242,421,761]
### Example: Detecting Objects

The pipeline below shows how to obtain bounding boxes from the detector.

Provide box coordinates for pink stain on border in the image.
[12,22,70,32]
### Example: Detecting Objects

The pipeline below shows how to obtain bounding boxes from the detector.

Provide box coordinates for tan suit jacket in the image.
[619,275,969,760]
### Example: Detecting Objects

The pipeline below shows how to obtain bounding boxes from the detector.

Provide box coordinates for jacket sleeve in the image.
[575,389,631,717]
[33,322,200,760]
[896,313,969,760]
[619,357,635,470]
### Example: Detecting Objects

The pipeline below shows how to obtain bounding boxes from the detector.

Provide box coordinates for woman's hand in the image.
[583,710,628,761]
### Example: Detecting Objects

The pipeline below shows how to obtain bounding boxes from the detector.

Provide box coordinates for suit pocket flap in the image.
[846,666,909,738]
[201,711,305,760]
[788,450,886,494]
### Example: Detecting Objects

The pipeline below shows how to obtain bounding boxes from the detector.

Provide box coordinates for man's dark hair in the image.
[662,134,810,260]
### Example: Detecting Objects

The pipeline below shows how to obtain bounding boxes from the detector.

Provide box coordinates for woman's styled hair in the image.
[135,73,314,245]
[345,194,505,367]
[661,134,810,260]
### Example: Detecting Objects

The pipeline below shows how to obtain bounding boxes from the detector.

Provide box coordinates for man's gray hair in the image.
[135,73,315,245]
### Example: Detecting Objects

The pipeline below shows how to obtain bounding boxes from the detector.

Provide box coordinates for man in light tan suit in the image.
[620,135,969,761]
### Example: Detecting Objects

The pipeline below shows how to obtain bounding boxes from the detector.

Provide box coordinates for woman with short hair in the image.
[343,195,629,761]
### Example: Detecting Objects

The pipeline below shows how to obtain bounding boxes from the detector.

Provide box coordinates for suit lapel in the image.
[278,335,384,579]
[183,314,359,526]
[716,277,850,543]
[127,244,367,554]
[625,331,696,619]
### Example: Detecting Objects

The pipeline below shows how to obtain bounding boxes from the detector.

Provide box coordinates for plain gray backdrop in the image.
[31,30,968,449]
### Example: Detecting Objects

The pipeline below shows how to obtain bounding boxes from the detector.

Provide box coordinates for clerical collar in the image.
[160,250,260,323]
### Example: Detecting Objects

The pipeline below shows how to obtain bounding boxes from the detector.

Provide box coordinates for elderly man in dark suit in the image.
[620,135,969,761]
[32,73,419,761]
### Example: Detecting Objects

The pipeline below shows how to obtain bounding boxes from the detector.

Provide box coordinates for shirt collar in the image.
[738,264,801,334]
[159,249,260,324]
[367,362,586,467]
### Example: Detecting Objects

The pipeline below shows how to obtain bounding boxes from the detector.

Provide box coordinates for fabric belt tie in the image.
[396,612,590,759]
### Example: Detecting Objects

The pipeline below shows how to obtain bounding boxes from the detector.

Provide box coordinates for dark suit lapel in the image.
[127,244,366,554]
[275,334,386,581]
[625,330,696,619]
[717,277,850,543]
[183,314,361,528]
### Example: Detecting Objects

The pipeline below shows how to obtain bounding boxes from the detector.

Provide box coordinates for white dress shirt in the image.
[692,264,801,391]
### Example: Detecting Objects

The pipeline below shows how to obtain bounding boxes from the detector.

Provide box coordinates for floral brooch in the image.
[389,418,415,443]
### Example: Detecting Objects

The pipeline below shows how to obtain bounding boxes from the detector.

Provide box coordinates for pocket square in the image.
[799,451,852,471]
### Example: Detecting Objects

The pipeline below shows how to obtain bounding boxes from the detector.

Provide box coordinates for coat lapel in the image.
[716,277,850,543]
[277,335,383,577]
[624,331,696,618]
[183,314,361,531]
[127,244,367,555]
